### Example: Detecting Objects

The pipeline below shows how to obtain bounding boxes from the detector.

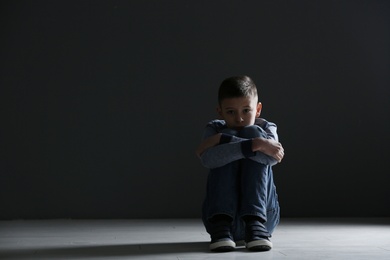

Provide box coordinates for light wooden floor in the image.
[1,218,390,259]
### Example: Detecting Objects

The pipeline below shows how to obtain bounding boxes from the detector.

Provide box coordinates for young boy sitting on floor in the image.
[196,75,284,252]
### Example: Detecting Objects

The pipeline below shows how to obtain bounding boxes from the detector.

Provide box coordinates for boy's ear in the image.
[256,102,262,117]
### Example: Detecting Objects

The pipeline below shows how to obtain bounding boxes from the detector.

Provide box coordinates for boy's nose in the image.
[236,115,244,122]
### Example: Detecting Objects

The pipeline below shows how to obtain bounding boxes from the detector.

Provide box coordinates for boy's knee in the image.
[239,125,267,138]
[221,128,238,136]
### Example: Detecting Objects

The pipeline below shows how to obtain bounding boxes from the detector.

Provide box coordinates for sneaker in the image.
[210,238,236,252]
[246,237,272,251]
[210,221,235,252]
[245,219,272,251]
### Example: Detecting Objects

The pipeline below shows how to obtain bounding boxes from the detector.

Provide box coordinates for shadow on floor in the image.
[0,242,219,259]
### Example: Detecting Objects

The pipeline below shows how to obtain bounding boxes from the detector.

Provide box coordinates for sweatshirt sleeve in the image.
[249,118,279,165]
[256,118,279,142]
[198,123,249,169]
[200,137,278,168]
[198,126,275,169]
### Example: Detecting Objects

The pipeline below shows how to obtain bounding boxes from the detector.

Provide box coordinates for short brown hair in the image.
[218,75,258,104]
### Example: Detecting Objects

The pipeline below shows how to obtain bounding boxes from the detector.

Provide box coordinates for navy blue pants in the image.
[202,125,280,241]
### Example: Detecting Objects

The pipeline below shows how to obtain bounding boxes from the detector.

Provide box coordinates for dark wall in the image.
[1,1,389,219]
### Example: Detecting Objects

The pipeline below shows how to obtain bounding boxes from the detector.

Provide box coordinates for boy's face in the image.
[217,95,262,130]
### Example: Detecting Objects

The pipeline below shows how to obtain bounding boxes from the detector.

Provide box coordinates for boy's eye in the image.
[227,110,235,115]
[243,109,251,113]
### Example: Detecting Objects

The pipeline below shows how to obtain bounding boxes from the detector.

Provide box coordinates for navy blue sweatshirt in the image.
[199,118,279,169]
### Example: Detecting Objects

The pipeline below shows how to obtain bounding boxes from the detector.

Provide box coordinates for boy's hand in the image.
[196,133,222,158]
[252,137,284,162]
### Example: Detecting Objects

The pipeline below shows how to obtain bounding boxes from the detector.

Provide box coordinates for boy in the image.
[196,76,284,252]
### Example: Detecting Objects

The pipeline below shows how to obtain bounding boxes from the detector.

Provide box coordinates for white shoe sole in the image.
[246,239,273,251]
[210,240,236,251]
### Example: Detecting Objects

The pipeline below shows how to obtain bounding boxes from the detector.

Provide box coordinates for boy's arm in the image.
[251,137,284,164]
[199,136,282,169]
[196,124,250,168]
[197,131,280,169]
[248,118,284,164]
[197,119,284,169]
[195,133,222,158]
[198,138,251,169]
[256,118,279,142]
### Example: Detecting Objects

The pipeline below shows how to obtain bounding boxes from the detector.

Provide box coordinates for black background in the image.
[1,0,389,219]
